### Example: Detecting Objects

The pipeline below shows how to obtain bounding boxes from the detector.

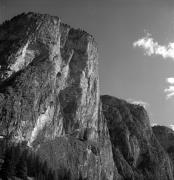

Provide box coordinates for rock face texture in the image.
[153,126,174,153]
[101,95,173,180]
[0,12,115,180]
[0,12,173,180]
[0,12,99,145]
[153,125,174,177]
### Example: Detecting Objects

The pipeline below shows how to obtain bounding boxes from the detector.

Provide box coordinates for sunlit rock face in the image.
[37,102,117,180]
[101,95,174,180]
[0,13,116,180]
[0,12,99,146]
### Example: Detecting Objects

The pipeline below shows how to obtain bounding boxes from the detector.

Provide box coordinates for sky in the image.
[1,0,174,126]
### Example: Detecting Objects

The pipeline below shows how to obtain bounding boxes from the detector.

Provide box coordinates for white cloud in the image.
[168,125,174,131]
[166,77,174,84]
[133,33,174,60]
[151,123,158,127]
[164,85,174,99]
[127,99,149,109]
[133,33,174,99]
[164,77,174,99]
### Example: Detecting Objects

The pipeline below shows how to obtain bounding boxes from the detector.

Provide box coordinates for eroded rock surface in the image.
[0,12,99,146]
[153,125,174,177]
[101,95,173,180]
[0,12,115,180]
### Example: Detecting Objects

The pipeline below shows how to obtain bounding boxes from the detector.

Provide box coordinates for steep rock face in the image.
[101,95,173,180]
[0,13,116,180]
[153,125,174,176]
[0,12,99,145]
[152,126,174,151]
[37,102,117,180]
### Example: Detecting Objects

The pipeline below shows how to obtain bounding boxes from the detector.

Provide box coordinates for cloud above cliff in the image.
[133,34,174,99]
[151,123,158,127]
[133,33,174,60]
[167,125,174,131]
[128,99,149,109]
[164,77,174,99]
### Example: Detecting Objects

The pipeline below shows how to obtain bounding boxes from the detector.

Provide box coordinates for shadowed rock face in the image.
[152,126,174,152]
[153,125,174,177]
[0,12,173,180]
[101,95,173,180]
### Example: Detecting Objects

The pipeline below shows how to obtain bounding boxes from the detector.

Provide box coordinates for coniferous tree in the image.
[57,168,71,180]
[47,169,56,180]
[15,152,28,180]
[0,146,16,179]
[26,151,35,177]
[42,161,49,179]
[36,171,45,180]
[34,154,42,177]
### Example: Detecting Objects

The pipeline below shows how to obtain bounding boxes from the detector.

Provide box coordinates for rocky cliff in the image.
[0,12,173,180]
[153,126,174,152]
[0,12,100,145]
[101,95,173,180]
[153,125,174,177]
[0,12,115,180]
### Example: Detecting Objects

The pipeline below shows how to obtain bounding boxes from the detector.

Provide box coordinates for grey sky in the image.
[1,0,174,126]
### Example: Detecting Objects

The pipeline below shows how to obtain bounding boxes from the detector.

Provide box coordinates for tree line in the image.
[0,143,56,180]
[0,142,89,180]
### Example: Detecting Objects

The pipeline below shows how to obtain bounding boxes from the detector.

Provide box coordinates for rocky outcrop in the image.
[153,125,174,177]
[0,12,99,145]
[152,126,174,152]
[101,95,173,180]
[0,12,173,180]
